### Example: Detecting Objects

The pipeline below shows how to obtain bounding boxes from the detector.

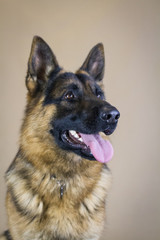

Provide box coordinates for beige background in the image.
[0,0,160,239]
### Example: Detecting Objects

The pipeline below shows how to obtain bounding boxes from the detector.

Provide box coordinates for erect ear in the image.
[79,43,105,81]
[26,36,59,96]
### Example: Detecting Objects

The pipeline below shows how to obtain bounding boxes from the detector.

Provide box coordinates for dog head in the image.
[24,36,120,163]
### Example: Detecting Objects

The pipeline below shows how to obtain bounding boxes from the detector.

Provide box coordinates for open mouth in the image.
[62,130,88,149]
[61,129,114,163]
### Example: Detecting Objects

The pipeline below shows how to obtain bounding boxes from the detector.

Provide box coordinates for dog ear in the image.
[80,43,105,81]
[26,36,59,96]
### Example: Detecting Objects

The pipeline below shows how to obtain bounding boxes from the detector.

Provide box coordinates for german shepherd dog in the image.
[0,36,120,240]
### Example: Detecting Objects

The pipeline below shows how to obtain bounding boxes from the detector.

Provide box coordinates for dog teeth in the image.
[69,130,83,142]
[70,130,79,138]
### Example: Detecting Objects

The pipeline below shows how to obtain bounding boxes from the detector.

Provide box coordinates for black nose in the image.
[100,108,120,123]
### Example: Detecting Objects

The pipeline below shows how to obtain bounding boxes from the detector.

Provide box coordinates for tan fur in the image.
[4,94,112,240]
[1,37,116,240]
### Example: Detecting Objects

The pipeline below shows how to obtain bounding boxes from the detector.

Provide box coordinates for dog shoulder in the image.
[6,153,44,219]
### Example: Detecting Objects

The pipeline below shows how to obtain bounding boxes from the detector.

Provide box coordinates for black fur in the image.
[46,72,119,160]
[26,36,120,161]
[4,230,12,240]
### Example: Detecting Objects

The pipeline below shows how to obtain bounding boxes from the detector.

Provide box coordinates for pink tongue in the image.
[80,133,114,163]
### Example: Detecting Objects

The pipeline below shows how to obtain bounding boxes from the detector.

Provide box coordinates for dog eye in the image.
[96,93,102,98]
[96,90,103,99]
[64,91,75,100]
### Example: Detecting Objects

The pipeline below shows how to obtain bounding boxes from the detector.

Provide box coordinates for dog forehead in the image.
[52,71,95,90]
[53,72,83,90]
[76,72,97,91]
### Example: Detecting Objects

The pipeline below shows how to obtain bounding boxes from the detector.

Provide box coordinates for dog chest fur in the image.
[6,154,111,240]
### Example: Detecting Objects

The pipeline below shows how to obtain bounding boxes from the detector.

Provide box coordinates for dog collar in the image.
[51,174,66,199]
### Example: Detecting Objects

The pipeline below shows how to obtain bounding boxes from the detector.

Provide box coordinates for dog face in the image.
[25,36,120,163]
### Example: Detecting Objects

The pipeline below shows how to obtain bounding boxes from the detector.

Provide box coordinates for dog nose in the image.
[100,109,120,123]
